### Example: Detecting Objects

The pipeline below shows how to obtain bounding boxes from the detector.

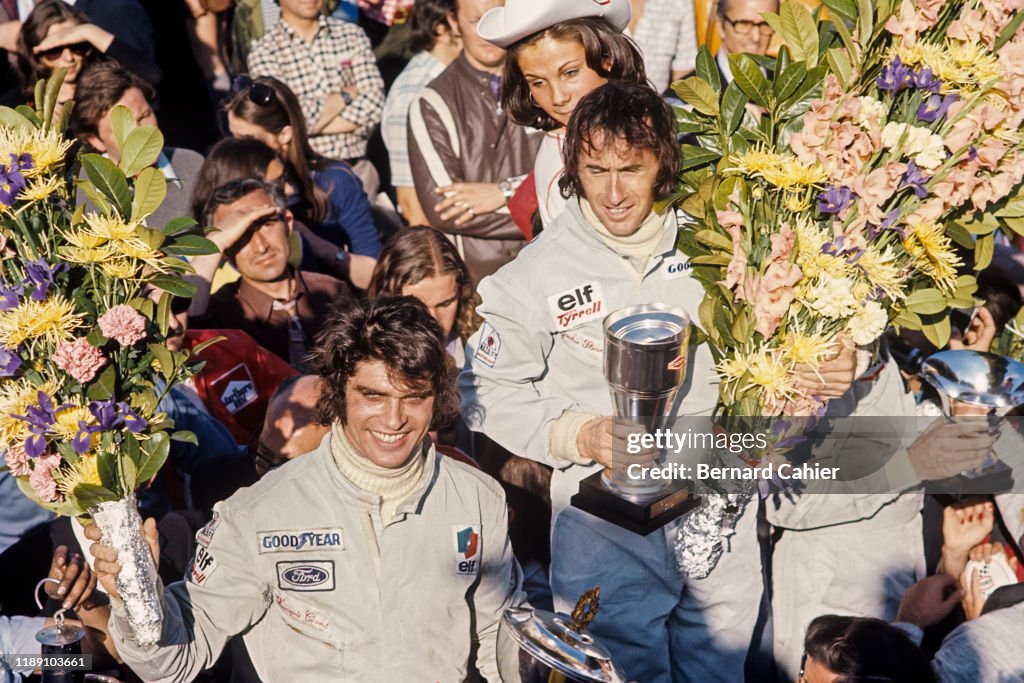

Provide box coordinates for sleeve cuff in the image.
[549,411,601,465]
[891,621,924,645]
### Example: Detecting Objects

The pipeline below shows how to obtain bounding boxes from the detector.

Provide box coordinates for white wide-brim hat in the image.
[477,0,631,49]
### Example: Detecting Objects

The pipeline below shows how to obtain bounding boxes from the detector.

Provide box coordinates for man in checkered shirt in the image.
[248,0,385,197]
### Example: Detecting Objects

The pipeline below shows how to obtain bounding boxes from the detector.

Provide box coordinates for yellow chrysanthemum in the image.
[856,246,906,301]
[0,378,57,445]
[740,347,796,405]
[732,147,787,175]
[852,279,874,303]
[785,193,812,212]
[902,219,962,292]
[17,175,63,203]
[894,41,1002,94]
[52,403,93,441]
[83,213,142,242]
[0,127,73,178]
[57,455,103,496]
[60,227,107,249]
[100,259,139,279]
[58,244,115,264]
[761,159,828,189]
[780,331,836,366]
[109,238,163,266]
[0,295,82,348]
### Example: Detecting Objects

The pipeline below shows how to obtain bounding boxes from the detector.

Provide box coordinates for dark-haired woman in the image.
[225,76,381,259]
[478,0,648,227]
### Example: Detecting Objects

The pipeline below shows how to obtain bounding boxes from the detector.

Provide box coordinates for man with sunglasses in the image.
[187,178,353,373]
[714,0,777,80]
[85,296,524,682]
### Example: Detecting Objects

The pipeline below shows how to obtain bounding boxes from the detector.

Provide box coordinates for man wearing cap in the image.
[407,0,540,283]
[460,82,763,683]
[86,297,524,682]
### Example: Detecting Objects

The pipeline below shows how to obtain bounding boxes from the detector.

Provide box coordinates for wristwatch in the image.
[499,178,514,202]
[341,91,353,106]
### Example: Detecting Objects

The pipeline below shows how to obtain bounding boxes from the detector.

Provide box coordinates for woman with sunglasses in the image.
[476,0,646,229]
[191,137,376,289]
[6,0,160,111]
[225,75,382,260]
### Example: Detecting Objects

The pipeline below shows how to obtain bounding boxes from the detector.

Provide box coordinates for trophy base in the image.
[924,460,1014,495]
[570,471,700,536]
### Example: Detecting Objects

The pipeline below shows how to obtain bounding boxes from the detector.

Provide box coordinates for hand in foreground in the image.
[576,417,659,471]
[792,335,857,399]
[46,545,106,612]
[435,183,505,225]
[907,419,994,480]
[896,574,963,629]
[948,307,996,353]
[85,518,160,604]
[940,501,995,578]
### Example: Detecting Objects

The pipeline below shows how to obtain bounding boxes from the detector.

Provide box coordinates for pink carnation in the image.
[53,337,106,383]
[98,305,147,346]
[29,453,62,503]
[5,443,31,477]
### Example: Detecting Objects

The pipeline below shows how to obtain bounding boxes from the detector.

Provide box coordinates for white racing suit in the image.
[108,435,522,682]
[459,200,762,683]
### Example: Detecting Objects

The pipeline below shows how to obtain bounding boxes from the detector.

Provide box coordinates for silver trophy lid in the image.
[36,623,85,647]
[501,606,627,683]
[921,350,1024,409]
[605,304,690,348]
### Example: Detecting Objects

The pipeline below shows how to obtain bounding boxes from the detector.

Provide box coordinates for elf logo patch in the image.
[475,322,501,367]
[453,525,480,575]
[547,283,605,330]
[189,545,218,586]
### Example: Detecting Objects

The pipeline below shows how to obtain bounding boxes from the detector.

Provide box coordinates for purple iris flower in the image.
[817,186,857,215]
[24,260,65,301]
[0,346,21,377]
[822,235,864,263]
[13,153,33,171]
[900,160,930,199]
[912,67,942,94]
[72,421,93,455]
[0,157,27,207]
[917,93,957,123]
[876,57,914,93]
[967,147,978,162]
[0,283,23,311]
[88,399,123,431]
[16,391,57,457]
[118,403,148,433]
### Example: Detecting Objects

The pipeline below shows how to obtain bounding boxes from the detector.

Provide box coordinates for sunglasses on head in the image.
[232,75,275,106]
[38,41,91,61]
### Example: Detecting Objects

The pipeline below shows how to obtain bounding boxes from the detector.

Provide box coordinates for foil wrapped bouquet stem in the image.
[0,71,219,645]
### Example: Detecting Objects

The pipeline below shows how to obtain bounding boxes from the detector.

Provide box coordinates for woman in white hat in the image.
[478,0,649,229]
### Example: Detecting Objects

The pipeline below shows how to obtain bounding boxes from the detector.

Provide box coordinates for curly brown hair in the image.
[367,226,482,344]
[310,296,460,431]
[502,17,647,131]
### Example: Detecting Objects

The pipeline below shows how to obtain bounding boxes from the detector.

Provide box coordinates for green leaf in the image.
[672,76,720,117]
[149,275,197,298]
[97,451,119,491]
[110,105,136,153]
[160,216,199,236]
[781,65,828,111]
[190,335,227,356]
[131,167,167,222]
[81,154,131,217]
[975,233,995,270]
[920,315,951,349]
[681,193,707,219]
[728,53,770,107]
[995,200,1024,218]
[945,221,975,249]
[694,46,722,94]
[690,254,734,266]
[995,11,1024,51]
[1002,216,1024,237]
[86,326,109,348]
[731,308,752,343]
[777,0,819,66]
[156,291,171,337]
[961,214,999,236]
[171,430,198,445]
[75,178,113,216]
[892,309,922,330]
[720,82,749,135]
[825,48,852,88]
[162,234,219,256]
[822,0,857,23]
[71,483,118,509]
[0,106,33,132]
[118,125,164,177]
[149,343,175,382]
[772,61,807,102]
[905,288,949,315]
[856,0,874,47]
[694,229,734,251]
[119,456,138,494]
[87,365,117,401]
[679,145,721,171]
[41,68,66,130]
[135,431,170,485]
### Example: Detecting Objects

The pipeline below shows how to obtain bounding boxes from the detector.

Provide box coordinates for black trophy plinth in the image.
[925,459,1015,495]
[571,471,700,536]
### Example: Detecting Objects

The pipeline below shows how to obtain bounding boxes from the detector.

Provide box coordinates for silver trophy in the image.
[498,588,627,683]
[570,304,700,535]
[920,349,1024,494]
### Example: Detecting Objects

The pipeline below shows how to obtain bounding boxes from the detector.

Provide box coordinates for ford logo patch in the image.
[277,561,335,591]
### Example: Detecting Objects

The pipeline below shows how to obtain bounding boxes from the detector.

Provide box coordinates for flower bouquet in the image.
[669,0,1024,428]
[0,71,218,643]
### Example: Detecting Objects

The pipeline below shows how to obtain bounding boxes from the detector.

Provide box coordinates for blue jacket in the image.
[312,162,380,257]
